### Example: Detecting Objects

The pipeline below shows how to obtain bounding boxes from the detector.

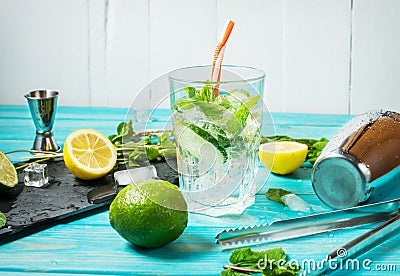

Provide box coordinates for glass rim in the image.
[168,65,265,85]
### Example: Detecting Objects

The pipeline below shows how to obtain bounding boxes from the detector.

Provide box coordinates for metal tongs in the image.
[309,212,400,275]
[216,198,400,274]
[215,198,400,247]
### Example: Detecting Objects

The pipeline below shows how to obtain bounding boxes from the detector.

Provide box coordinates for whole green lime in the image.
[109,179,188,248]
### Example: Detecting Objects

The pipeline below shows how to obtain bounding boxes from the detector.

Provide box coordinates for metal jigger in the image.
[25,90,61,152]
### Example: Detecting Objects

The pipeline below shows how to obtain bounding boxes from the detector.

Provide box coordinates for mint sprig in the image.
[108,122,176,167]
[184,83,215,102]
[180,85,262,137]
[108,120,134,145]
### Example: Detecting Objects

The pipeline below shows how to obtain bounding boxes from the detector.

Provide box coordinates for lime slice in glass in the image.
[176,124,227,164]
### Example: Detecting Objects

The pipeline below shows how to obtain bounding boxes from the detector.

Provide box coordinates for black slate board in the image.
[0,159,178,245]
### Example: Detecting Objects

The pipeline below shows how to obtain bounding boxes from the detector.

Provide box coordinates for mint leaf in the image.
[194,101,225,120]
[108,134,117,140]
[184,86,196,98]
[229,248,286,270]
[173,99,195,111]
[129,148,146,161]
[145,146,160,161]
[160,147,177,159]
[222,247,300,276]
[245,95,261,110]
[266,188,292,204]
[0,212,6,228]
[111,120,134,144]
[199,84,214,102]
[216,95,232,110]
[158,132,170,143]
[229,248,262,269]
[117,120,134,140]
[231,95,261,131]
[184,84,214,102]
[221,269,249,276]
[226,116,243,136]
[225,95,263,135]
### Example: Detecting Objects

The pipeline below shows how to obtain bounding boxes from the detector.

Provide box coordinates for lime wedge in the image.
[0,150,18,190]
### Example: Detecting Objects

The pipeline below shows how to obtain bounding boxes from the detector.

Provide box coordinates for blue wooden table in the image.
[0,105,399,275]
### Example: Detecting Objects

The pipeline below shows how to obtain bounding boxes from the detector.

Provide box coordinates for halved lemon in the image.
[259,141,308,175]
[63,129,117,180]
[0,150,18,190]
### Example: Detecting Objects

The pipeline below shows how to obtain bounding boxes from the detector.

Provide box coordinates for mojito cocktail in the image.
[169,65,265,216]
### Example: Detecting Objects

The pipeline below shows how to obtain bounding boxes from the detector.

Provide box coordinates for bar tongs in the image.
[215,197,400,247]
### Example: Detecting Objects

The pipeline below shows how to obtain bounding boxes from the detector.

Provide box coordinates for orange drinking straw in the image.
[211,20,235,97]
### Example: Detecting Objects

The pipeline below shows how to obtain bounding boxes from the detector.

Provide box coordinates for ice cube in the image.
[281,193,312,213]
[23,163,49,188]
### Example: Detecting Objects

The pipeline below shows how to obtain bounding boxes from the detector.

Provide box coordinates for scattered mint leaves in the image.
[260,135,328,165]
[266,188,292,204]
[0,211,6,228]
[222,247,300,275]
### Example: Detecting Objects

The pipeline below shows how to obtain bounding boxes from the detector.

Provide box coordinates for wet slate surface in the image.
[0,159,178,244]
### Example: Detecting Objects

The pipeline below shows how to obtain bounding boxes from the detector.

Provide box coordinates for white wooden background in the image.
[0,0,399,114]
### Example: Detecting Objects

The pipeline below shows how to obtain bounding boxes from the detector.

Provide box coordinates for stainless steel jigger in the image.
[25,90,61,152]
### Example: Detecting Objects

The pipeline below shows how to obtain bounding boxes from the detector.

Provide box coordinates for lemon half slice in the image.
[259,141,308,175]
[0,150,18,190]
[63,129,117,180]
